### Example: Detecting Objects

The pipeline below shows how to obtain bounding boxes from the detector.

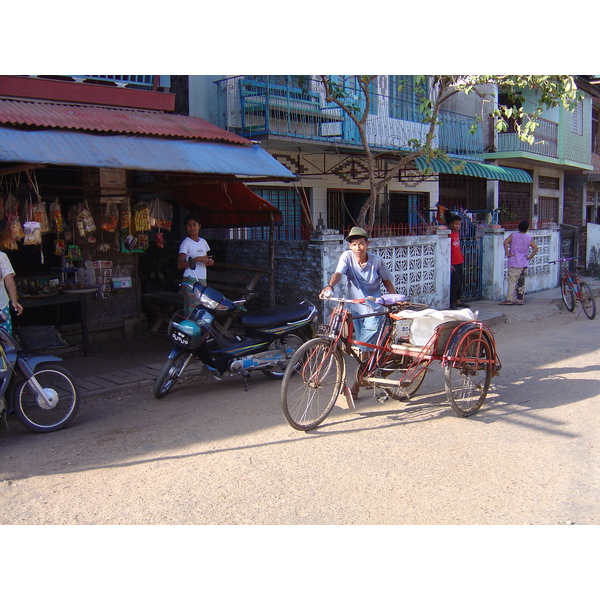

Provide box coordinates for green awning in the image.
[415,156,533,183]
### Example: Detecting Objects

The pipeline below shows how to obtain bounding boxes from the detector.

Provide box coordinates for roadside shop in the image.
[0,92,295,352]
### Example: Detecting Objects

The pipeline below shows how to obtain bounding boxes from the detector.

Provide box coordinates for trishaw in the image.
[281,294,501,431]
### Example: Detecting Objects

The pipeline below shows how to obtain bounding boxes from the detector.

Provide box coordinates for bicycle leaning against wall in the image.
[280,293,502,431]
[550,257,596,320]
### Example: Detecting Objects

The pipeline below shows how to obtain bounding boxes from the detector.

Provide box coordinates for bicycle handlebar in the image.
[319,295,428,311]
[549,257,579,264]
[319,296,372,304]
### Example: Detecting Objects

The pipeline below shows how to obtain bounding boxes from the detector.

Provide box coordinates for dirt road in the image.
[1,309,599,526]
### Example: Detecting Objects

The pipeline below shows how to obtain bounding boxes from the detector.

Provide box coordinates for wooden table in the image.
[20,291,92,355]
[142,291,183,333]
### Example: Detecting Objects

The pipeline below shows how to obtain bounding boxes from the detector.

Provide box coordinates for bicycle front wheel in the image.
[561,277,575,312]
[579,281,596,320]
[281,338,344,431]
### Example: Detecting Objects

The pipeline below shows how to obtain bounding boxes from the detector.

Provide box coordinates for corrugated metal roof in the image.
[0,98,251,145]
[415,156,533,183]
[0,127,296,181]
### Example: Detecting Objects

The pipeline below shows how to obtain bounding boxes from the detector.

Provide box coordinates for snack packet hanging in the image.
[32,201,51,233]
[149,198,173,231]
[76,202,96,237]
[50,199,65,233]
[120,198,131,232]
[101,201,119,232]
[23,220,42,245]
[133,201,151,233]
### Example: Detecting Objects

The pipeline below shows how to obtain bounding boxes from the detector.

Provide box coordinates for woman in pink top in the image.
[500,220,538,305]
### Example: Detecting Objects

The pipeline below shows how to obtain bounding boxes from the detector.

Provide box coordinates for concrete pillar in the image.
[481,226,507,300]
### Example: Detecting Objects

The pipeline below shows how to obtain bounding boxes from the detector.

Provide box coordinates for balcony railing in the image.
[437,109,484,156]
[214,76,484,155]
[496,116,558,158]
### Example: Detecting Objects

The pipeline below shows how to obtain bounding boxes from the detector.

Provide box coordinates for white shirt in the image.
[179,237,211,279]
[0,252,15,310]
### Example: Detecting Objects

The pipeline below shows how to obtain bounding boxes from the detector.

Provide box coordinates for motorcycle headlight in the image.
[194,284,235,312]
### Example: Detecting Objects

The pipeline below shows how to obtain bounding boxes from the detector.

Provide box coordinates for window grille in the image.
[538,176,559,190]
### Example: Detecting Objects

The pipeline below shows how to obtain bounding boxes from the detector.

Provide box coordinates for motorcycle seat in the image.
[242,304,313,330]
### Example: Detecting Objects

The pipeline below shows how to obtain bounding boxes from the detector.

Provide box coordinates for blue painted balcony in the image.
[495,116,558,158]
[214,76,484,155]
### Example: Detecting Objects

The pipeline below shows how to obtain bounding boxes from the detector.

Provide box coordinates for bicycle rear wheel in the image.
[444,333,492,417]
[561,277,575,312]
[579,281,596,320]
[281,338,344,431]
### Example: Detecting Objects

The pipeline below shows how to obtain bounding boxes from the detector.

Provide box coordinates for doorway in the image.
[327,190,370,231]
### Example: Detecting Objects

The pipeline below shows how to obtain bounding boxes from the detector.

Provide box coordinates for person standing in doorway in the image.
[449,215,470,310]
[500,220,538,306]
[177,213,214,314]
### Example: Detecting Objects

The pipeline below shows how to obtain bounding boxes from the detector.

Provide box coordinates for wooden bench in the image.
[142,262,272,333]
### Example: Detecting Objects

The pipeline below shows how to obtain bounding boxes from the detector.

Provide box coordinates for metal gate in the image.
[560,224,578,260]
[456,210,483,300]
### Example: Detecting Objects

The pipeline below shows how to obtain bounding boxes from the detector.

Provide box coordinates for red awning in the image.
[171,178,282,228]
[0,98,251,144]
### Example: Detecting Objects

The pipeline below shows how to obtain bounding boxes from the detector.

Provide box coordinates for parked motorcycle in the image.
[153,282,318,398]
[0,313,80,433]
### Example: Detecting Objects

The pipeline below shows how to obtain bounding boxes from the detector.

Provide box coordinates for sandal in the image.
[498,301,514,305]
[514,301,524,305]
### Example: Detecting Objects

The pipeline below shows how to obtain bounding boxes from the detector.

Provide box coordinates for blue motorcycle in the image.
[0,314,80,433]
[153,282,318,398]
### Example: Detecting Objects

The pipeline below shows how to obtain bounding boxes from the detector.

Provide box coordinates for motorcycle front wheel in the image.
[14,365,80,433]
[263,332,307,379]
[153,351,193,398]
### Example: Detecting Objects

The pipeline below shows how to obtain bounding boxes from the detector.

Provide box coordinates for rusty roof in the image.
[0,98,251,145]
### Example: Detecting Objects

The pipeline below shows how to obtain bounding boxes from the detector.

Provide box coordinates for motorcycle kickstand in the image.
[241,369,251,391]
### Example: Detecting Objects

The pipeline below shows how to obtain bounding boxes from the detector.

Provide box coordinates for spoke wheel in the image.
[14,366,79,433]
[377,356,426,401]
[579,282,596,320]
[263,333,307,379]
[281,338,344,431]
[444,334,492,417]
[561,277,575,311]
[153,352,192,398]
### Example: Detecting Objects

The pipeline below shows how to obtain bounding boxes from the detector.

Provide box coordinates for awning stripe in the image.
[415,156,532,183]
[0,127,296,181]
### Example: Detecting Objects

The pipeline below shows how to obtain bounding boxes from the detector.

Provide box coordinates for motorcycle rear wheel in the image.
[153,352,192,398]
[14,365,80,433]
[263,332,307,379]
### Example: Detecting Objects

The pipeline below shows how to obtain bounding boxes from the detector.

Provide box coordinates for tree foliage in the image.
[320,75,581,229]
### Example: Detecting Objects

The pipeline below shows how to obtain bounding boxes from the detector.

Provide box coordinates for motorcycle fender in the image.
[4,355,64,412]
[167,347,188,361]
[443,322,483,357]
[442,322,497,372]
[19,354,63,373]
